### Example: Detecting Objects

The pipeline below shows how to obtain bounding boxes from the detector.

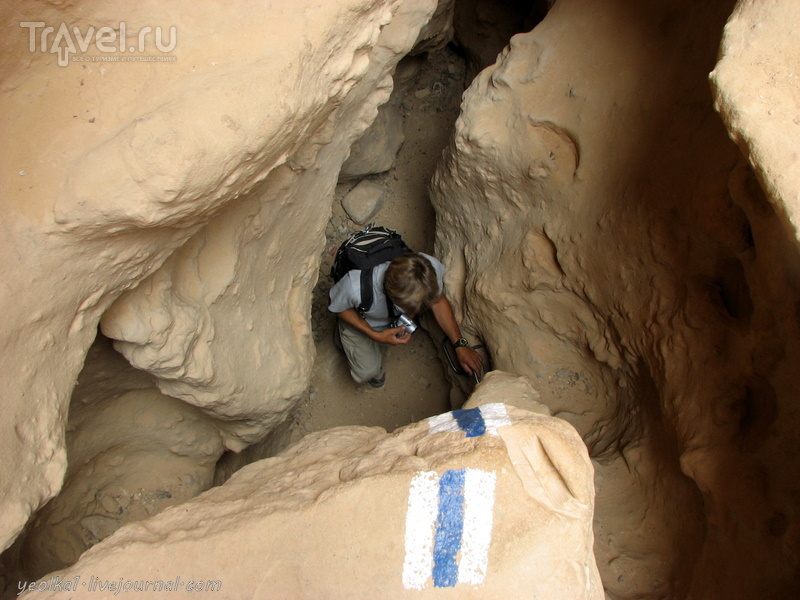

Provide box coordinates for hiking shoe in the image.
[367,373,386,388]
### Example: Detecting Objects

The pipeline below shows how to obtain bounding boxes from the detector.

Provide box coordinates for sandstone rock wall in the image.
[431,0,800,598]
[0,0,446,553]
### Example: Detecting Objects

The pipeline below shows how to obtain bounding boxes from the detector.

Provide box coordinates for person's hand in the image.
[456,345,483,376]
[373,327,412,345]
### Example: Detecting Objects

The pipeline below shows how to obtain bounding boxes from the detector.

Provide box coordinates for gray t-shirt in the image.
[328,253,445,331]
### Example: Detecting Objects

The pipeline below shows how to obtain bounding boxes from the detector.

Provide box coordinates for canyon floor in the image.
[290,46,471,440]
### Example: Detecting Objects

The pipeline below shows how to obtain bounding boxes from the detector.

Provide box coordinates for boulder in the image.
[24,376,602,600]
[342,180,387,224]
[340,56,423,179]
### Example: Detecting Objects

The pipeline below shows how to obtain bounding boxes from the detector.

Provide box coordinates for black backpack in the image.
[330,225,411,316]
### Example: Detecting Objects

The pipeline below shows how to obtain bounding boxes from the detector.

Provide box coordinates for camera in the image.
[392,313,417,336]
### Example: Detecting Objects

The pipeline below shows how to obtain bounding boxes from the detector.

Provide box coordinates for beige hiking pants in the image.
[335,319,385,384]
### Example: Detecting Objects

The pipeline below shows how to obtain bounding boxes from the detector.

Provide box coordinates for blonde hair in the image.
[384,253,440,314]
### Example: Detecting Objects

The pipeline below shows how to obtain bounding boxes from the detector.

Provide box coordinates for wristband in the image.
[453,337,469,349]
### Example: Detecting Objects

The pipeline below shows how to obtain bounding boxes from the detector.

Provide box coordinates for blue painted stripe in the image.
[432,469,466,587]
[453,407,486,438]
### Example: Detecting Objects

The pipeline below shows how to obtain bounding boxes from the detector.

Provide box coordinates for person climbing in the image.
[329,249,483,387]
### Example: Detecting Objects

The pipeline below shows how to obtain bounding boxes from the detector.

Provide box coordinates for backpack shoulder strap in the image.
[357,267,398,321]
[358,268,374,316]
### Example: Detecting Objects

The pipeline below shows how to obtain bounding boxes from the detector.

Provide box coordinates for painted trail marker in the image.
[402,468,498,590]
[426,403,512,437]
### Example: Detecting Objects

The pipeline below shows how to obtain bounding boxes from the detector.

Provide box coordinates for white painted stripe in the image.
[426,412,459,435]
[458,469,498,585]
[480,403,513,435]
[402,471,440,590]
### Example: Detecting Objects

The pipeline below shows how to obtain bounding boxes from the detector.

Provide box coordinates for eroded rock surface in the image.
[431,0,800,598]
[25,375,602,600]
[0,0,448,553]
